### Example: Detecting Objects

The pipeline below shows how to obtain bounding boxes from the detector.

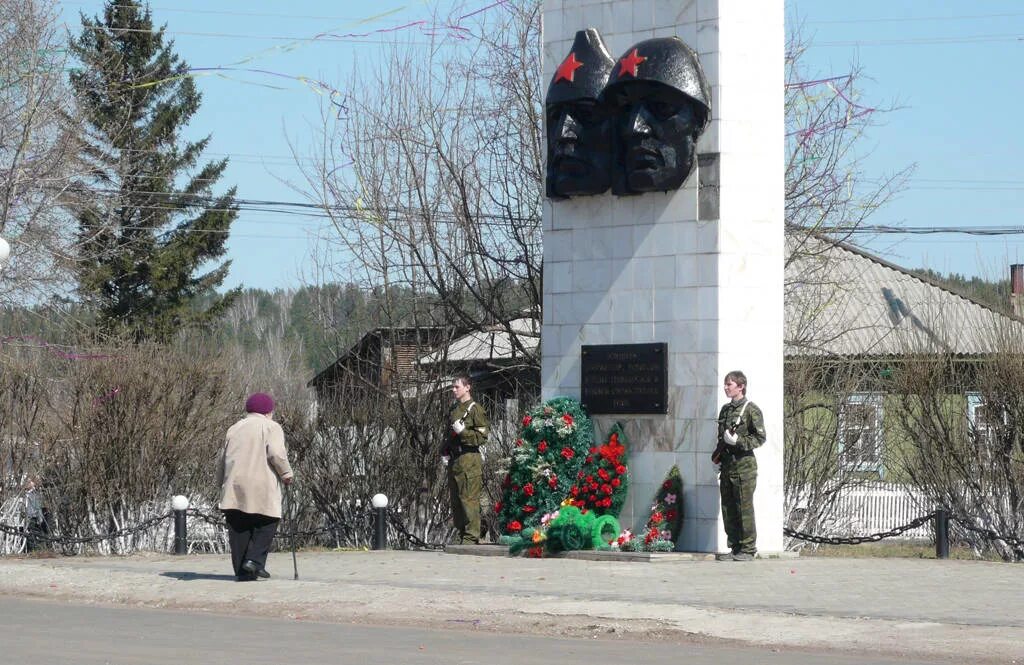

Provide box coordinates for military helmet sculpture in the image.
[545,29,616,199]
[543,32,712,199]
[602,36,712,195]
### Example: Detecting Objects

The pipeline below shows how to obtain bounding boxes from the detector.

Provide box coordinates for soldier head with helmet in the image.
[601,37,712,195]
[545,29,616,199]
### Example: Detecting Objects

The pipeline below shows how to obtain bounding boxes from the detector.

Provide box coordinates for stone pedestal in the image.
[541,0,784,553]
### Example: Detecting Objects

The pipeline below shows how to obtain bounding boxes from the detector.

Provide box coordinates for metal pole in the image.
[373,507,387,550]
[173,509,187,555]
[935,509,950,559]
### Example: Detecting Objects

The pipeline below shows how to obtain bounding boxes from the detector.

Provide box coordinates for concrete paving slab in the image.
[0,551,1020,664]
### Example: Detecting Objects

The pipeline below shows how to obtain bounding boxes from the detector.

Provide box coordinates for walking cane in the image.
[286,483,298,580]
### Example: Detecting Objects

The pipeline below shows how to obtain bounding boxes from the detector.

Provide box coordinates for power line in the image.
[804,11,1024,25]
[58,1,407,23]
[69,24,463,46]
[813,33,1024,47]
[825,225,1024,236]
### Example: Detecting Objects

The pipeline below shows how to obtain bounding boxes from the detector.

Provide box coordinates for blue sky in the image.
[792,0,1024,283]
[57,1,1024,290]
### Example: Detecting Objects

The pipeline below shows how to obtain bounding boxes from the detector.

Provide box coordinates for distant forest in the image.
[0,270,1013,381]
[0,283,393,377]
[912,269,1012,315]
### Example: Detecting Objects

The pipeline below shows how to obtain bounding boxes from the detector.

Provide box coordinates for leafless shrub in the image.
[886,328,1024,561]
[0,342,237,554]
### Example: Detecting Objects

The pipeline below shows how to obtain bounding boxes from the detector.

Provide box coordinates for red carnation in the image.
[527,546,543,558]
[598,468,610,481]
[577,470,585,479]
[523,505,536,513]
[515,438,524,447]
[611,478,621,487]
[548,477,558,489]
[494,501,503,513]
[561,413,574,427]
[601,483,613,495]
[570,486,580,497]
[538,440,548,453]
[523,482,535,497]
[666,509,678,522]
[522,415,532,427]
[560,447,574,460]
[651,511,665,525]
[508,520,522,532]
[616,465,627,475]
[663,480,672,490]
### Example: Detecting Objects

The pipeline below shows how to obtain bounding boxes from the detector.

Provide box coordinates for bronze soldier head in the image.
[601,37,712,195]
[545,29,616,199]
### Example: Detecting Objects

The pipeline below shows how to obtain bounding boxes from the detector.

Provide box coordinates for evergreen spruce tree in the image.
[68,0,239,342]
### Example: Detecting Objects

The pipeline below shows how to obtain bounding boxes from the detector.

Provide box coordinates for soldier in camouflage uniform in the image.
[444,375,489,545]
[713,370,766,561]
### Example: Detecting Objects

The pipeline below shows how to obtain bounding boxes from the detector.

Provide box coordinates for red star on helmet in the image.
[617,48,647,78]
[554,52,585,84]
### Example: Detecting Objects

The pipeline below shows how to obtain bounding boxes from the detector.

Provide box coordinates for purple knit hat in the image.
[245,392,275,415]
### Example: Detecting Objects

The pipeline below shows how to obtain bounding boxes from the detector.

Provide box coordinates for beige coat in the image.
[217,413,294,518]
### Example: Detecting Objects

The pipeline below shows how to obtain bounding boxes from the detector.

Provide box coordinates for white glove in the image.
[723,429,739,445]
[452,419,466,435]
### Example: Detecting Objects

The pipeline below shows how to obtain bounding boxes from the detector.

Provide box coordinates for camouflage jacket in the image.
[447,400,489,451]
[717,398,766,453]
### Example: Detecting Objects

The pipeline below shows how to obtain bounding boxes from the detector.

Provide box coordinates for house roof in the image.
[307,326,445,388]
[418,317,539,365]
[785,237,1024,357]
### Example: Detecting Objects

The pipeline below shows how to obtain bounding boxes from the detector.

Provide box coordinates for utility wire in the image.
[57,1,402,22]
[804,11,1024,24]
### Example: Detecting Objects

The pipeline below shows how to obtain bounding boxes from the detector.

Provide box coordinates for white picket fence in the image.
[796,482,936,541]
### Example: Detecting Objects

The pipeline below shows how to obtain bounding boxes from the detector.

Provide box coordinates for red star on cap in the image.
[554,52,585,84]
[617,48,647,78]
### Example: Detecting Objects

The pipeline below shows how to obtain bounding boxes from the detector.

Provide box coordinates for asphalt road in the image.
[0,596,950,665]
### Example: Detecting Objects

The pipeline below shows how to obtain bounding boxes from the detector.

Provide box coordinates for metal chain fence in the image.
[0,505,448,555]
[784,512,938,546]
[2,505,1021,557]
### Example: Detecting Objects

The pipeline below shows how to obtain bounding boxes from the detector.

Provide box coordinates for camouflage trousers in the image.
[448,451,482,545]
[719,454,757,555]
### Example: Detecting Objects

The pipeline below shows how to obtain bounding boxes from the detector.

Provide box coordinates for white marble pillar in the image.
[540,0,784,553]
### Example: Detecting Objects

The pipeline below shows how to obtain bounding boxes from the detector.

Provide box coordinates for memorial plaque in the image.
[580,343,668,414]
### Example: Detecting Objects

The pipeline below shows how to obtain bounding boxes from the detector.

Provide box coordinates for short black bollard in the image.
[934,509,950,559]
[371,493,389,550]
[171,495,189,555]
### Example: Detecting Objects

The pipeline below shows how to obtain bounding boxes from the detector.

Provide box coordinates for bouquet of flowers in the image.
[619,465,683,552]
[566,424,629,517]
[495,397,593,537]
[504,503,622,556]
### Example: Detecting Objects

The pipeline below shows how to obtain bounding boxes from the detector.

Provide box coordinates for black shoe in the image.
[241,559,271,579]
[235,573,258,582]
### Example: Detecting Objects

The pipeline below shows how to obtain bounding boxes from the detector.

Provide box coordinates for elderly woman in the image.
[217,393,294,581]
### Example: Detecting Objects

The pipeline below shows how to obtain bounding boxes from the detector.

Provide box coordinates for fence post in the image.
[371,493,389,550]
[171,495,189,555]
[934,509,949,559]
